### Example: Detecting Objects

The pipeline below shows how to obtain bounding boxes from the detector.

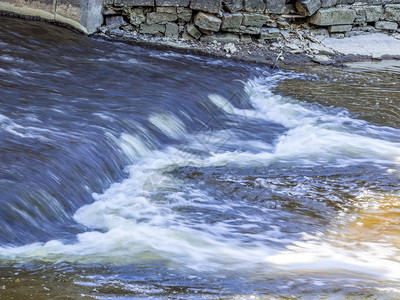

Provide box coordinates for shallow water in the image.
[1,16,400,299]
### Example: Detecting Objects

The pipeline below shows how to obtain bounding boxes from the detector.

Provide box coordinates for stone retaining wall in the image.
[101,0,400,42]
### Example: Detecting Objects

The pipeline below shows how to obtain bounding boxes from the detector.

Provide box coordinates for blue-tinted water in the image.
[1,16,400,299]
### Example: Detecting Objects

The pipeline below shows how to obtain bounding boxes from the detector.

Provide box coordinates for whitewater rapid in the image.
[1,73,400,283]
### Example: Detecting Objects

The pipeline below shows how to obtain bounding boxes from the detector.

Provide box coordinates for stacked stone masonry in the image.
[101,0,400,42]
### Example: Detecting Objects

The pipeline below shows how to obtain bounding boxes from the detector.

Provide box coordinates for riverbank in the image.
[94,1,400,67]
[3,0,400,67]
[94,28,400,67]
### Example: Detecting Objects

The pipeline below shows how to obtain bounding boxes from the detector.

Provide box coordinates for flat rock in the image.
[106,15,126,28]
[243,0,265,13]
[165,22,179,37]
[375,21,398,31]
[115,0,155,6]
[223,0,242,12]
[190,0,221,13]
[155,0,190,6]
[259,27,280,40]
[201,32,240,43]
[385,4,400,22]
[266,0,285,14]
[147,12,178,24]
[194,11,222,32]
[310,7,356,26]
[186,24,202,39]
[140,23,165,34]
[365,5,383,22]
[311,54,333,64]
[309,42,336,55]
[242,14,268,27]
[295,0,321,16]
[221,13,243,30]
[321,33,400,58]
[329,24,352,33]
[321,0,337,8]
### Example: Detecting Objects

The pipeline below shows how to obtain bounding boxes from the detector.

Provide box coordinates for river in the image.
[1,16,400,299]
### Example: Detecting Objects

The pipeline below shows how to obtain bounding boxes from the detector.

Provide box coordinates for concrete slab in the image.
[0,0,103,34]
[320,33,400,58]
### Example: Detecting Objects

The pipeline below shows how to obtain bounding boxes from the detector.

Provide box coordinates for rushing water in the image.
[1,16,400,299]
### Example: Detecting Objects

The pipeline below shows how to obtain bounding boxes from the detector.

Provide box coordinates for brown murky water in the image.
[278,61,400,128]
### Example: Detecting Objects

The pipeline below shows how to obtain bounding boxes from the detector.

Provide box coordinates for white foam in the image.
[148,112,186,139]
[1,72,400,283]
[0,115,58,141]
[264,236,400,279]
[0,114,9,123]
[105,131,152,160]
[196,77,400,167]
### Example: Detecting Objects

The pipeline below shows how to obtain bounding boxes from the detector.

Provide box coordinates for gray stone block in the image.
[242,14,269,27]
[321,0,337,7]
[310,7,357,25]
[309,42,336,54]
[182,30,196,39]
[156,7,177,13]
[295,0,321,16]
[280,30,290,39]
[106,15,126,27]
[156,0,190,6]
[194,11,222,31]
[353,10,367,25]
[336,0,354,3]
[365,6,383,22]
[266,0,286,14]
[186,24,202,38]
[223,0,243,12]
[221,13,243,30]
[103,7,118,16]
[190,0,222,13]
[241,34,253,43]
[259,27,280,40]
[129,8,146,26]
[140,23,166,34]
[328,24,352,32]
[114,0,155,6]
[284,3,296,14]
[243,0,265,13]
[239,26,261,34]
[198,28,214,35]
[385,4,400,22]
[177,7,192,21]
[200,32,240,43]
[375,20,398,30]
[165,22,179,37]
[147,12,178,24]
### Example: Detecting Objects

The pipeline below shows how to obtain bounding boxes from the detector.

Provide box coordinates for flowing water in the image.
[1,16,400,299]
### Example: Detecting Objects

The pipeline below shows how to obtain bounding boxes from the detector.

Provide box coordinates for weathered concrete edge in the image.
[0,2,55,22]
[0,1,103,34]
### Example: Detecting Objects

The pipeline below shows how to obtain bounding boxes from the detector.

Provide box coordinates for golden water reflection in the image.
[339,195,400,242]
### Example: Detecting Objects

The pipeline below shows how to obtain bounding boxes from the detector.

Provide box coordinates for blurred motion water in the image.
[1,16,400,299]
